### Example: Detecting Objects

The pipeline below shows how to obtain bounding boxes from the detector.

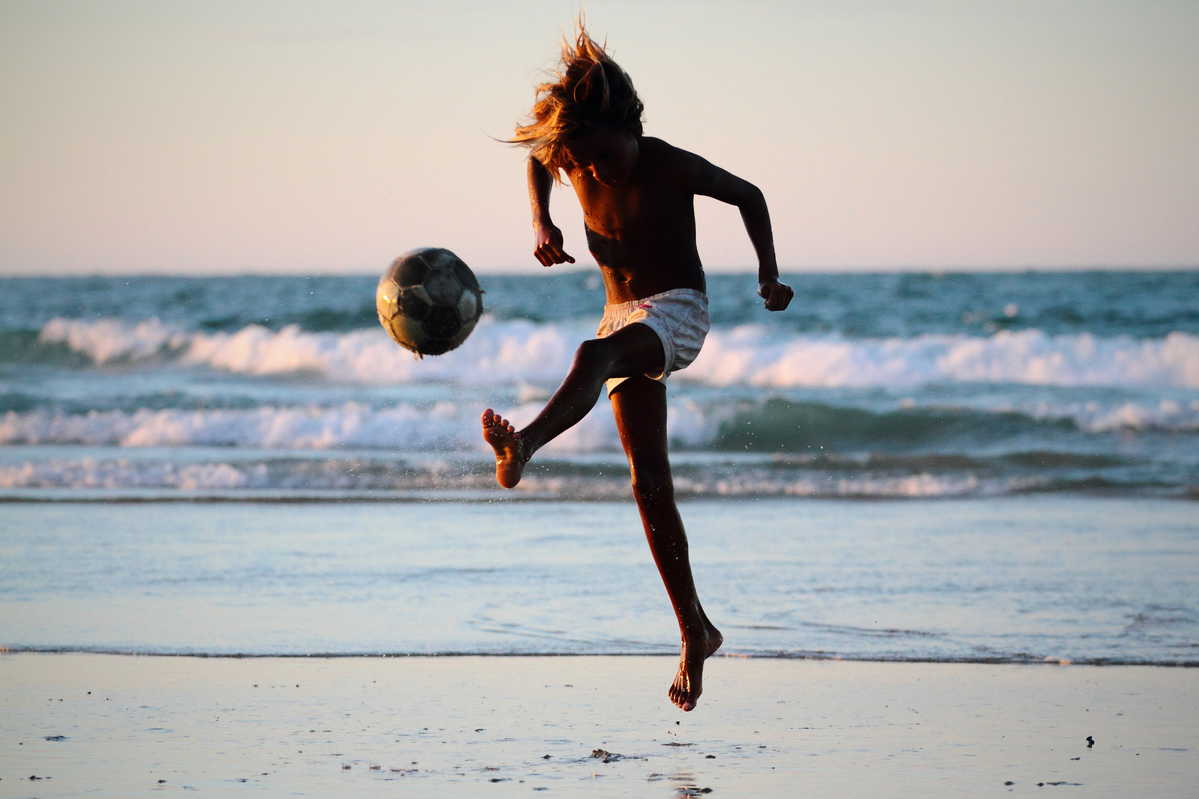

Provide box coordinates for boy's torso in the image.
[568,137,706,303]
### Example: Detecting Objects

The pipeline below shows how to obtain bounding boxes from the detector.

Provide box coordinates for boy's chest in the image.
[569,173,686,240]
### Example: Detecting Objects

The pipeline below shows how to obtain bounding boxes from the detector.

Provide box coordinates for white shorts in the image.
[595,287,710,395]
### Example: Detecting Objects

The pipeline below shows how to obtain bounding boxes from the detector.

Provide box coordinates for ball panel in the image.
[452,259,481,293]
[456,290,479,322]
[383,313,428,352]
[424,305,461,339]
[376,276,400,303]
[375,277,400,321]
[392,252,430,287]
[448,314,479,348]
[423,266,462,305]
[421,248,458,268]
[399,287,431,320]
[419,338,455,356]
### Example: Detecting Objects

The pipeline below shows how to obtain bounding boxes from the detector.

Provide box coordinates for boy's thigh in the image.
[598,322,666,379]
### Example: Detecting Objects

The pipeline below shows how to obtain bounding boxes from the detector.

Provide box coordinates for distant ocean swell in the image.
[27,316,1199,389]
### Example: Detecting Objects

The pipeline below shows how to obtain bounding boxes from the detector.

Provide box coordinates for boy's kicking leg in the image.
[611,376,723,711]
[482,323,664,487]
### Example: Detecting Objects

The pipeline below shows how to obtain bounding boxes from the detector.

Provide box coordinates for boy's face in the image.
[564,129,639,187]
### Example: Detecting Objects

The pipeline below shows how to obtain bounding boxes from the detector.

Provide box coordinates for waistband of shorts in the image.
[603,287,708,312]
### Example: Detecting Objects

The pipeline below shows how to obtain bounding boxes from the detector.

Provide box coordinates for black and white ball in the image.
[375,248,483,357]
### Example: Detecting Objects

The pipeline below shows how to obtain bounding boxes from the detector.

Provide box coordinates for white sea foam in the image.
[0,458,267,491]
[689,328,1199,389]
[2,392,1195,454]
[0,399,722,452]
[1012,397,1199,433]
[37,317,1199,390]
[0,455,1033,499]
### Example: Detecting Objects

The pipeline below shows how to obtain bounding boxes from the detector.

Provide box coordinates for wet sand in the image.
[1,654,1195,797]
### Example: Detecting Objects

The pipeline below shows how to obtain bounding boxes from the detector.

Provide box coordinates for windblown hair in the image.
[509,24,644,180]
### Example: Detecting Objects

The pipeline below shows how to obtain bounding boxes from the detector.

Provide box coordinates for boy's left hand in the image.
[758,280,794,311]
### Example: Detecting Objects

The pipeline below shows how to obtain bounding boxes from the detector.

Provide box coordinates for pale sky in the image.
[2,0,1196,275]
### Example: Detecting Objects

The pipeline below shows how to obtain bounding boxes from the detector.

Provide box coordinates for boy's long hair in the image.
[509,24,644,181]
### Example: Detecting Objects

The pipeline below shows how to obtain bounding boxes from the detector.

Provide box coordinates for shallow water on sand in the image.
[2,496,1195,664]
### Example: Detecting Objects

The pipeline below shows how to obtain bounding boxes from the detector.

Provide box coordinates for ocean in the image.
[1,270,1197,663]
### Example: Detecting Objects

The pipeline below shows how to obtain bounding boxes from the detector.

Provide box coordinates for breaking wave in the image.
[29,317,1199,390]
[0,451,1173,500]
[3,396,1198,453]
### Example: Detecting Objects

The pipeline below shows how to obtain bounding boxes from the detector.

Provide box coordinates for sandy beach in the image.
[1,654,1195,798]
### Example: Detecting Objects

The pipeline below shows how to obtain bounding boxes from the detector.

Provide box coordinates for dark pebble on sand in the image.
[1005,781,1014,786]
[705,754,716,759]
[542,754,551,759]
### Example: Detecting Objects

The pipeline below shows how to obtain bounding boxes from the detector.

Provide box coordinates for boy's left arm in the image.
[673,147,793,311]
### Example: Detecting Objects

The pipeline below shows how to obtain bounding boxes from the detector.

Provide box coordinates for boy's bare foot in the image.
[482,409,528,488]
[669,624,723,712]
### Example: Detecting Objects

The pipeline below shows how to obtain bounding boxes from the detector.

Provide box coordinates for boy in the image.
[483,25,792,712]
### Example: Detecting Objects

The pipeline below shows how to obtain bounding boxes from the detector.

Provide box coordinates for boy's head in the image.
[511,24,644,181]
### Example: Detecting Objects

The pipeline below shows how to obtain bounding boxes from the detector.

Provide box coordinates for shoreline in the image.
[3,649,1198,667]
[3,654,1195,797]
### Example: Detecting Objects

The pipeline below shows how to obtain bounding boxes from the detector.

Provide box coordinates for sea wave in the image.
[2,395,1197,453]
[0,452,1171,500]
[31,317,1199,390]
[0,394,1195,457]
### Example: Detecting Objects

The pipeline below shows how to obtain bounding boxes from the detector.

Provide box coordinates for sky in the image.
[2,0,1196,275]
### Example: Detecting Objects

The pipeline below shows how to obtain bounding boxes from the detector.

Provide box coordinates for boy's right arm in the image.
[527,157,575,266]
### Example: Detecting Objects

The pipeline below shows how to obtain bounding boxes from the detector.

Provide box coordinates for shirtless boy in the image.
[482,25,792,712]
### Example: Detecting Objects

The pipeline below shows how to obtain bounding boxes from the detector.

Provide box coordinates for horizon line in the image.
[2,263,1197,279]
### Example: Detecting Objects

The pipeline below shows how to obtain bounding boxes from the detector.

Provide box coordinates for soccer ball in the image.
[375,248,483,357]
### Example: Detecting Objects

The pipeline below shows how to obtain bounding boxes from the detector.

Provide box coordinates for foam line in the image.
[36,317,1199,390]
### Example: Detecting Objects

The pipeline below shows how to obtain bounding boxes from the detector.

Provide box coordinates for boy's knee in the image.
[575,337,615,367]
[630,464,673,503]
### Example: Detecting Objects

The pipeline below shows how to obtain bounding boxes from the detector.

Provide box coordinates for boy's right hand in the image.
[533,223,575,266]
